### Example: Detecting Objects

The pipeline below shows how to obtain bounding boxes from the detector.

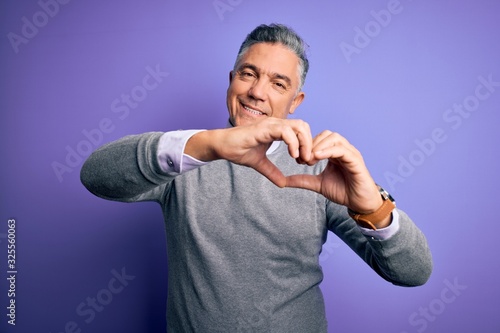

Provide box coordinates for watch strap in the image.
[348,185,396,230]
[348,199,396,230]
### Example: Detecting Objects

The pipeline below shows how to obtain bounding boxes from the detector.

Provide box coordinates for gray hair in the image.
[234,23,309,91]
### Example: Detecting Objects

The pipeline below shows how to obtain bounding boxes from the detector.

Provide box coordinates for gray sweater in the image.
[80,132,432,333]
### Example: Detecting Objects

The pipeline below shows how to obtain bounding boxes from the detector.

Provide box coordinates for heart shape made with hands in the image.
[248,136,382,216]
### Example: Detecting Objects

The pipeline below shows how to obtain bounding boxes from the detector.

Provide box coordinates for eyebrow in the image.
[237,63,293,88]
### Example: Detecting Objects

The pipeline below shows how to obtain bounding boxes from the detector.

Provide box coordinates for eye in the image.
[274,81,287,91]
[239,70,256,78]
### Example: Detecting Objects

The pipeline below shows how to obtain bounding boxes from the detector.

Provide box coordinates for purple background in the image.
[1,0,499,332]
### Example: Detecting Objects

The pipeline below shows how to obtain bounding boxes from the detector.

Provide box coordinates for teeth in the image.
[244,105,263,115]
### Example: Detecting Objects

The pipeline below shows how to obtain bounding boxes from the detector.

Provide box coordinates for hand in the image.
[186,119,387,226]
[185,118,314,187]
[285,130,384,216]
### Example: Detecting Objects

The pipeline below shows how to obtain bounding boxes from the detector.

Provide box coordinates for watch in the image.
[348,185,396,230]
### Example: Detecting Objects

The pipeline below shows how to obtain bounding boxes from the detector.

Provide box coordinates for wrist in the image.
[348,185,396,230]
[185,130,223,162]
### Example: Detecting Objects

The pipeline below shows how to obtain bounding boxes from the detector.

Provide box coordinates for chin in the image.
[233,117,263,127]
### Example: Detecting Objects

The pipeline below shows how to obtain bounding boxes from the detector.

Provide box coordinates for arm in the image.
[80,117,311,202]
[328,204,433,286]
[184,118,314,187]
[80,132,168,202]
[81,130,205,202]
[283,129,432,285]
[286,130,393,229]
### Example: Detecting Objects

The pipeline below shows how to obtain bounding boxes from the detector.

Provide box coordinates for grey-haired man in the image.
[81,24,432,332]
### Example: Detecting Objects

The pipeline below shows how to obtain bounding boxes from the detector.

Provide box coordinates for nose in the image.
[248,78,266,101]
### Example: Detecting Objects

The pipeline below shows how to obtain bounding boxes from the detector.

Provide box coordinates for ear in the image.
[228,70,234,84]
[288,91,305,115]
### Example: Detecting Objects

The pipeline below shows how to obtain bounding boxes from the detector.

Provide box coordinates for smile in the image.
[242,104,264,116]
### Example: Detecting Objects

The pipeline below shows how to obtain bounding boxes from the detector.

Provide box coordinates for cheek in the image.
[226,86,237,104]
[226,88,240,117]
[230,78,253,94]
[227,84,241,103]
[273,97,294,115]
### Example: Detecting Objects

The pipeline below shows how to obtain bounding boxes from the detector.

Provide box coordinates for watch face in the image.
[378,185,395,203]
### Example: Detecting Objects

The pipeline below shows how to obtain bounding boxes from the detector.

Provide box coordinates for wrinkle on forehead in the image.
[235,43,301,91]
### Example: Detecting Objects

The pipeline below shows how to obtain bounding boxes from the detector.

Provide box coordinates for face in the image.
[226,43,305,127]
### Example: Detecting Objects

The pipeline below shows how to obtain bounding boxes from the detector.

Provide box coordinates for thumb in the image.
[285,174,321,192]
[252,157,287,188]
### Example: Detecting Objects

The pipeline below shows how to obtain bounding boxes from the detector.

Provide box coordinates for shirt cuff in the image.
[358,209,400,240]
[157,130,208,175]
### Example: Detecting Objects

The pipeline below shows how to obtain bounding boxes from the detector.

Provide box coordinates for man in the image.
[81,24,432,332]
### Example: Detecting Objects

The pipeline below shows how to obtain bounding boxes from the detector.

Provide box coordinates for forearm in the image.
[80,132,170,201]
[184,129,226,162]
[366,209,433,286]
[330,206,432,286]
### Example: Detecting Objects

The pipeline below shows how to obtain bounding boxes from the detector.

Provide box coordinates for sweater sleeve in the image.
[80,132,174,203]
[327,203,433,287]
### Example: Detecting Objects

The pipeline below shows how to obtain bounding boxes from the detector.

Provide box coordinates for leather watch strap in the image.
[348,199,396,230]
[348,185,396,230]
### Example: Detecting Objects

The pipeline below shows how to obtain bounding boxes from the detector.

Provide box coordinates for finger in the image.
[284,174,321,192]
[278,120,312,161]
[257,118,299,158]
[279,125,301,158]
[312,132,357,160]
[312,130,333,147]
[314,143,367,181]
[252,156,287,188]
[312,131,342,152]
[295,121,313,162]
[286,120,313,161]
[304,131,338,164]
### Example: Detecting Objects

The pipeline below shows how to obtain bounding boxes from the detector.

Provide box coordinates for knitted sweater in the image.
[81,132,432,333]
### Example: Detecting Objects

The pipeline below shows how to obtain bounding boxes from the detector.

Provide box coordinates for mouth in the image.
[241,102,266,116]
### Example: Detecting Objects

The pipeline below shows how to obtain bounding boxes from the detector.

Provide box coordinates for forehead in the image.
[237,43,300,84]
